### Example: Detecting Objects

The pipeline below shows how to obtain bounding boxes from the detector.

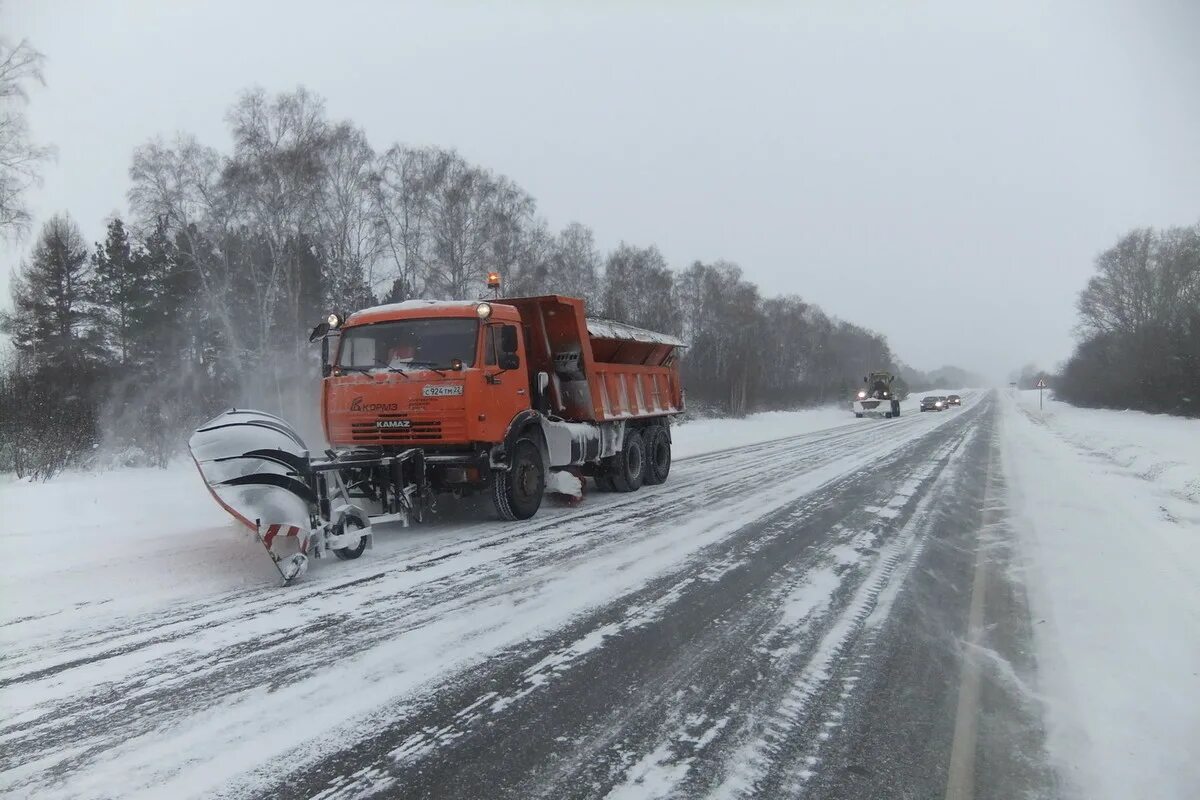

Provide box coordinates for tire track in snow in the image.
[708,421,983,799]
[276,402,990,800]
[590,425,980,800]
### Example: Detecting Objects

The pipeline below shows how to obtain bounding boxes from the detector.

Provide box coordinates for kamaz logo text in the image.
[376,419,412,429]
[350,396,399,413]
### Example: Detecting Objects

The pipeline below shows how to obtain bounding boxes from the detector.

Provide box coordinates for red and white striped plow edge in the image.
[261,523,311,554]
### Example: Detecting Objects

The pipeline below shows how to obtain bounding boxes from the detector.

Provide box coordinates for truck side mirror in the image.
[534,370,551,412]
[309,322,330,343]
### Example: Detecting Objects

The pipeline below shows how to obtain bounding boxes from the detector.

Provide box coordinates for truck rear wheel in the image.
[609,429,646,493]
[644,426,671,486]
[492,437,544,520]
[593,471,616,492]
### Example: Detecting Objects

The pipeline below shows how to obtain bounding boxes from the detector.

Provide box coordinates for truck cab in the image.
[322,300,534,453]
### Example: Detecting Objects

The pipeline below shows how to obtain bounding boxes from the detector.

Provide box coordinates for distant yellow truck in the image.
[852,372,902,418]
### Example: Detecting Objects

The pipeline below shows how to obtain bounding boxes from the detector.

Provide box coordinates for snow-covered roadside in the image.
[999,390,1200,800]
[1022,391,1200,510]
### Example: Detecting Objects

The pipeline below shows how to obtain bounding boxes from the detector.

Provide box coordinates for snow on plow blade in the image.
[853,398,900,418]
[856,400,884,416]
[188,409,316,583]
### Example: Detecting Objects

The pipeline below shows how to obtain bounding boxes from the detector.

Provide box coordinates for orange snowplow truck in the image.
[320,294,685,517]
[189,294,685,580]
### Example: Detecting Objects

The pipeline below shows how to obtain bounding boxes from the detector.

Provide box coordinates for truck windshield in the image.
[337,318,478,371]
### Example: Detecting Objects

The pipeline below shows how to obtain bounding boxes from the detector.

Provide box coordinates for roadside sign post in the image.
[1036,377,1046,410]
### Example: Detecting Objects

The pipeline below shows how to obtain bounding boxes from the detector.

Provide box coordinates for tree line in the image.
[1,86,912,477]
[1054,224,1200,416]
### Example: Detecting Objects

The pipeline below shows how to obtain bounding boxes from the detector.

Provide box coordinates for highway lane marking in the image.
[943,437,998,800]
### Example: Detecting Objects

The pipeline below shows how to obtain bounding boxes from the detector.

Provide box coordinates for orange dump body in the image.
[504,295,683,422]
[321,296,683,451]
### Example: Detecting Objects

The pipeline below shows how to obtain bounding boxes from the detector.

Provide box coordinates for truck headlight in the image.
[327,312,343,329]
[476,302,492,319]
[857,391,867,399]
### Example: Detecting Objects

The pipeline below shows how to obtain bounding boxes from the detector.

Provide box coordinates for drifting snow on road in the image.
[11,389,1195,799]
[1,394,1007,798]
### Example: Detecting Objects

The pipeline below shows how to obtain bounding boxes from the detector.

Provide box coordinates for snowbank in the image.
[1000,390,1200,800]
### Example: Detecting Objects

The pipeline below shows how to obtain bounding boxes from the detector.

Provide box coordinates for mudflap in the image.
[189,409,319,585]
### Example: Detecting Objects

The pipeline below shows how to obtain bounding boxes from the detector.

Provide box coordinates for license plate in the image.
[422,384,464,397]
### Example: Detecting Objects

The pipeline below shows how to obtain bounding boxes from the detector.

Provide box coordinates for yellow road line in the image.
[944,442,996,800]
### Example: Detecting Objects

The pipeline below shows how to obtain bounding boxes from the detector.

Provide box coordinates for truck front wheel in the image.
[609,429,646,492]
[492,437,544,520]
[643,426,671,486]
[332,516,368,560]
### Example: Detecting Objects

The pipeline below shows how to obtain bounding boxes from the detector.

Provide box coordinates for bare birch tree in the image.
[0,32,53,238]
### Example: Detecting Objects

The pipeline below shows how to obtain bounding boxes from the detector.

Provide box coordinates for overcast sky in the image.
[2,0,1198,381]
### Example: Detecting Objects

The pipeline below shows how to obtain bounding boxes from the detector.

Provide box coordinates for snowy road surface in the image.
[2,390,1193,798]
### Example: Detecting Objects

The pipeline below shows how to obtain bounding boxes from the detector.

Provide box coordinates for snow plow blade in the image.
[188,409,318,583]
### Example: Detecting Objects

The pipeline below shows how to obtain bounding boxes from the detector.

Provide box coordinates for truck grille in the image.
[349,415,465,443]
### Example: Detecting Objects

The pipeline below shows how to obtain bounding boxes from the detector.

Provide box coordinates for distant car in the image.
[920,396,945,412]
[945,394,961,406]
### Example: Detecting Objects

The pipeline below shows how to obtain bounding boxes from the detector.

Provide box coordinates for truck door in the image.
[481,322,531,433]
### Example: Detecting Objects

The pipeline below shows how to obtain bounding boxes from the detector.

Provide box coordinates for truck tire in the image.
[332,516,368,560]
[892,400,901,417]
[492,437,544,520]
[609,429,646,493]
[644,426,671,486]
[593,471,616,492]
